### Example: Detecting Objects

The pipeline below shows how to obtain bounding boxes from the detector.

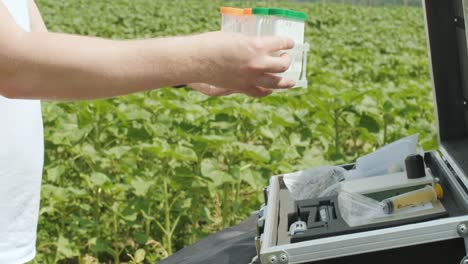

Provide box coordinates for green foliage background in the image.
[33,0,436,263]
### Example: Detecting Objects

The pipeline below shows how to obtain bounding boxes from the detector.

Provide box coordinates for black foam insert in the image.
[285,151,468,243]
[288,195,448,243]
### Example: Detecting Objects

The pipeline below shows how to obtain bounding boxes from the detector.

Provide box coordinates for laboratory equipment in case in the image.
[254,0,468,263]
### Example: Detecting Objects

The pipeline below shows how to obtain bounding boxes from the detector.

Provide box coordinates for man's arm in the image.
[29,0,47,33]
[0,2,294,100]
[28,1,233,98]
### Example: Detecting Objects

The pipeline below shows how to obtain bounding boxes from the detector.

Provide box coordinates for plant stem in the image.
[145,205,152,236]
[383,116,388,145]
[221,184,229,227]
[334,110,340,157]
[163,174,173,255]
[113,251,120,264]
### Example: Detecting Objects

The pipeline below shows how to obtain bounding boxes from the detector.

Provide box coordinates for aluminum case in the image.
[258,0,468,263]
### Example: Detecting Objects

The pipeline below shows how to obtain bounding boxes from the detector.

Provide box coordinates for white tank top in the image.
[0,1,44,263]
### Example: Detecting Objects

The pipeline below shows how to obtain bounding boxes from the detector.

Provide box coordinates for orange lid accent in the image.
[220,7,244,16]
[244,8,252,15]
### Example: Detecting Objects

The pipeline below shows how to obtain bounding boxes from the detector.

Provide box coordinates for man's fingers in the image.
[190,83,273,98]
[259,36,295,52]
[263,52,292,73]
[243,86,273,98]
[209,87,235,96]
[202,84,234,96]
[255,74,295,89]
[190,83,234,96]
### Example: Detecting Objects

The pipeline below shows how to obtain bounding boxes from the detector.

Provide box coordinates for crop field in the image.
[32,0,435,263]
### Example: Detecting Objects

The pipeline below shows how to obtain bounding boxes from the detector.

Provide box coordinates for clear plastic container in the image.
[220,7,309,88]
[269,8,306,44]
[269,8,308,86]
[220,7,244,33]
[252,7,273,36]
[241,8,255,36]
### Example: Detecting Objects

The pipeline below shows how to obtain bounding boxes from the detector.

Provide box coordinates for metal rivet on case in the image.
[279,253,288,263]
[458,224,468,237]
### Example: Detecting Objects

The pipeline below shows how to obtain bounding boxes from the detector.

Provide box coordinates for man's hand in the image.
[189,32,296,98]
[193,32,295,98]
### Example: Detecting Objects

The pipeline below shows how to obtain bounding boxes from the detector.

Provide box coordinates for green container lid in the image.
[269,8,307,21]
[252,7,270,16]
[268,8,288,17]
[289,10,307,21]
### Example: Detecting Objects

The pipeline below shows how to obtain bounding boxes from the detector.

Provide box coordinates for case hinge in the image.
[461,256,468,264]
[455,16,465,29]
[458,223,468,264]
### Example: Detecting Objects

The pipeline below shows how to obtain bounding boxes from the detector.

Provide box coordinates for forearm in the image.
[29,0,47,33]
[0,32,208,100]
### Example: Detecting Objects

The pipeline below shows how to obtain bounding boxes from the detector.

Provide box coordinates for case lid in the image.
[424,0,468,182]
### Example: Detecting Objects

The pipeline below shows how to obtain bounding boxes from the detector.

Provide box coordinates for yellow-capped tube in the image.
[382,184,444,214]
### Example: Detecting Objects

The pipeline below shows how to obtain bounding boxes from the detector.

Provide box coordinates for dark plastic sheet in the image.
[160,216,257,264]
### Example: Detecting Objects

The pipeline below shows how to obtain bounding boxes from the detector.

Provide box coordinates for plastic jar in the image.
[268,8,308,85]
[269,8,307,44]
[241,8,255,35]
[252,7,272,36]
[219,7,309,88]
[220,7,244,33]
